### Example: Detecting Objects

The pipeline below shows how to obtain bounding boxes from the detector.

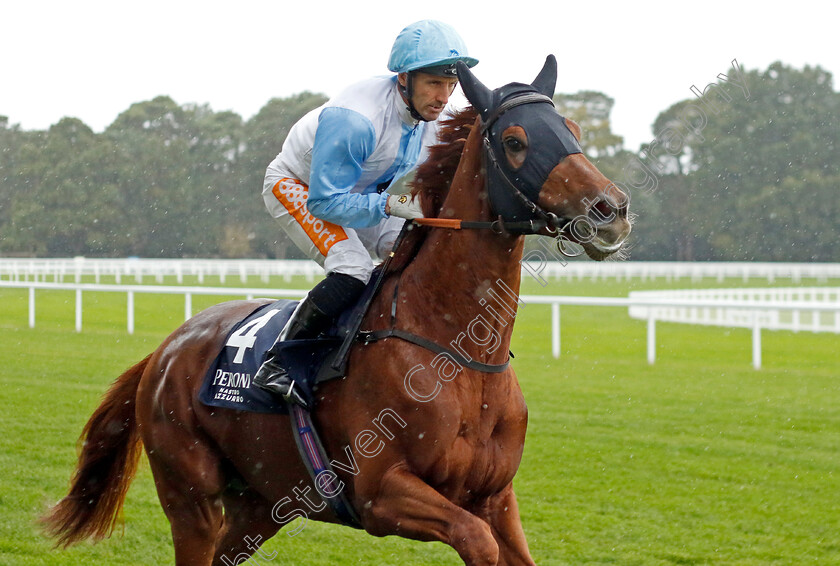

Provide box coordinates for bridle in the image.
[413,91,581,252]
[479,91,566,235]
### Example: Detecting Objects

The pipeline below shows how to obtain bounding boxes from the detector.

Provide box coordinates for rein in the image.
[413,217,553,234]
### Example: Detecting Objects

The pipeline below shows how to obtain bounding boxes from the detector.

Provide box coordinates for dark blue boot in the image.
[252,299,329,409]
[253,273,366,409]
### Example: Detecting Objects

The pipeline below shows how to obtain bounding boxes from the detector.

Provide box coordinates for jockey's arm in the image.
[306,108,390,229]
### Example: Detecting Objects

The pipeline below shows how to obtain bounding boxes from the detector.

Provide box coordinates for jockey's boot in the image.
[252,298,327,408]
[253,272,366,408]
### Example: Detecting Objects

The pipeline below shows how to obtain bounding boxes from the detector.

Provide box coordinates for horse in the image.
[42,56,631,566]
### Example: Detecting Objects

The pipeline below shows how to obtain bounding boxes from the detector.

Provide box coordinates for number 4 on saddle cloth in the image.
[198,272,380,414]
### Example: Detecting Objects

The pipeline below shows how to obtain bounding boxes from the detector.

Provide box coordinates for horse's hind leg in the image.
[361,466,500,566]
[149,452,222,566]
[211,487,281,566]
[141,391,227,566]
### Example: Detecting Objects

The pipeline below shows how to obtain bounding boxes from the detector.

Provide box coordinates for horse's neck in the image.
[397,123,525,364]
[408,227,524,340]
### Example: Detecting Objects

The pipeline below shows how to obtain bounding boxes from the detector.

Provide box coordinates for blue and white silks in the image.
[264,75,440,229]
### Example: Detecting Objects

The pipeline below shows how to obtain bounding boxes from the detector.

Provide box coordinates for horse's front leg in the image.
[473,484,536,566]
[358,464,500,566]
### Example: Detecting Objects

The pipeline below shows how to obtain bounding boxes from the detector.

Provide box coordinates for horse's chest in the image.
[428,400,527,497]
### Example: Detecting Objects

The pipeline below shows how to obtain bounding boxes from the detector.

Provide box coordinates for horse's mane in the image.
[385,106,479,273]
[411,106,478,218]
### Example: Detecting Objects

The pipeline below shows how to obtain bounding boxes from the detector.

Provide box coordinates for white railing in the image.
[629,287,840,333]
[628,287,840,368]
[3,281,838,370]
[0,258,325,284]
[3,258,840,285]
[0,281,307,335]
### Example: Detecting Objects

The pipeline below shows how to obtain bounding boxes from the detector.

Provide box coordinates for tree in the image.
[631,62,840,261]
[104,97,249,256]
[1,118,125,256]
[626,98,711,260]
[0,116,24,251]
[554,91,625,158]
[4,62,834,262]
[0,93,329,258]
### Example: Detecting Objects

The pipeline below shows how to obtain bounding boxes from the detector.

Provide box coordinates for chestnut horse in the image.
[43,56,631,565]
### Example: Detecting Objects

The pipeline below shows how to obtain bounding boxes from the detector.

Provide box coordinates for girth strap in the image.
[358,328,511,373]
[288,404,363,529]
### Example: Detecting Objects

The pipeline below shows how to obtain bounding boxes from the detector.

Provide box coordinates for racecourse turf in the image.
[0,273,838,565]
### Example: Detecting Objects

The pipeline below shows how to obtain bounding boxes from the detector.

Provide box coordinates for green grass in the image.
[0,275,838,565]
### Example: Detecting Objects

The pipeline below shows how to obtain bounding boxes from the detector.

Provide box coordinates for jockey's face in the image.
[399,72,458,121]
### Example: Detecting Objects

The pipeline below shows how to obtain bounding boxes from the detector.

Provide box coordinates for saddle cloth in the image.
[196,298,363,528]
[197,272,378,414]
[198,300,299,414]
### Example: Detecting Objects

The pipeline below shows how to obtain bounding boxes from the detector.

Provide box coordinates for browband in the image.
[480,93,555,135]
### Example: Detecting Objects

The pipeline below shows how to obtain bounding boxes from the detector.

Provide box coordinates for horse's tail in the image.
[41,354,150,548]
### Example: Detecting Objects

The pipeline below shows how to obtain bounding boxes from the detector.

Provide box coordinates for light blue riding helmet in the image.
[387,20,479,76]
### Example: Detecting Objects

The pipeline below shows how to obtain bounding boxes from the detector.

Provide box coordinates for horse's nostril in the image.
[588,199,618,224]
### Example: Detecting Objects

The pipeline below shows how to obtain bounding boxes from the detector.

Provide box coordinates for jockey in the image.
[255,20,479,407]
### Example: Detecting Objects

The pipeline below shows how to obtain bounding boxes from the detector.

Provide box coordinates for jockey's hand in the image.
[386,193,424,220]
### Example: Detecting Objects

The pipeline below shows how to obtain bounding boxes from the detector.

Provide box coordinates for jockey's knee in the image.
[323,242,374,284]
[375,216,406,258]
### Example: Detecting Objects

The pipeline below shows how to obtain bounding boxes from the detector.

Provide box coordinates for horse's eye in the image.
[501,126,528,169]
[503,137,525,152]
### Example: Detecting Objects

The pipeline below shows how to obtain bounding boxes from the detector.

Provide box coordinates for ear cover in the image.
[531,54,558,97]
[456,60,493,120]
[474,54,582,226]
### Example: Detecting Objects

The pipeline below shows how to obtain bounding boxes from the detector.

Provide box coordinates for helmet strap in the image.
[398,72,429,122]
